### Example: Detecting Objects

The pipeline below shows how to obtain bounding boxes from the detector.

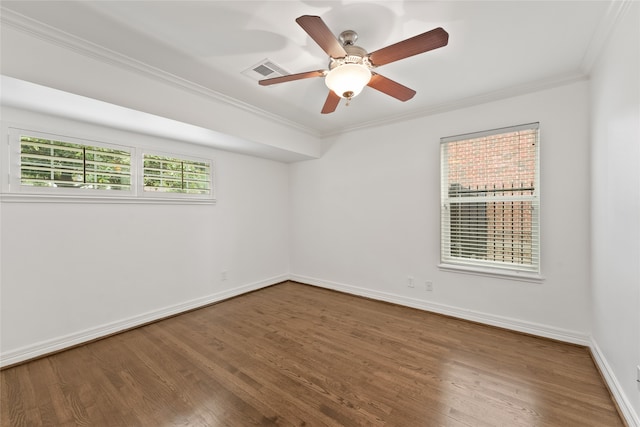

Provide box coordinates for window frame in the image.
[140,150,215,202]
[4,127,215,205]
[8,128,136,198]
[439,123,543,281]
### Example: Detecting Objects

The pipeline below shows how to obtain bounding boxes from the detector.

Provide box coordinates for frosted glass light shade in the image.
[325,64,372,99]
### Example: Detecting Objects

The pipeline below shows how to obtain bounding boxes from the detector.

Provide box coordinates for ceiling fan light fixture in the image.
[325,63,372,99]
[259,16,448,113]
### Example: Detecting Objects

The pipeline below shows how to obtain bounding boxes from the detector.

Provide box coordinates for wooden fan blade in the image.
[369,27,449,66]
[367,73,416,101]
[259,70,325,86]
[296,15,347,58]
[321,90,341,114]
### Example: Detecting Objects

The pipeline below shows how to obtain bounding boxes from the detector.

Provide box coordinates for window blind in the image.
[440,123,540,273]
[143,154,211,195]
[20,135,131,191]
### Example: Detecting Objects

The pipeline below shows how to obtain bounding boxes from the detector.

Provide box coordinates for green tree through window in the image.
[143,154,211,195]
[20,136,131,190]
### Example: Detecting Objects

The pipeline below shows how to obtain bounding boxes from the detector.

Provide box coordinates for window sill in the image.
[0,193,216,205]
[438,263,545,283]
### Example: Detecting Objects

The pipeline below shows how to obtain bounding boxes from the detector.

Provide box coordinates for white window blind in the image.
[19,135,131,191]
[143,154,211,195]
[440,123,540,274]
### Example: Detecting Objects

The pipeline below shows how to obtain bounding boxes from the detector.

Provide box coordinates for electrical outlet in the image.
[636,365,640,382]
[425,281,433,292]
[221,271,228,281]
[407,276,414,288]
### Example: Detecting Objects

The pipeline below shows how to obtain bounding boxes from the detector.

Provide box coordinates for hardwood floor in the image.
[1,282,623,426]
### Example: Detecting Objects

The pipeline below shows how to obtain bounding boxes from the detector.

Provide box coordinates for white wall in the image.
[290,81,592,343]
[589,2,640,424]
[0,107,290,366]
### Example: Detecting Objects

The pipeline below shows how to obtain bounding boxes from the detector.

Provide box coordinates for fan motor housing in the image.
[329,44,371,70]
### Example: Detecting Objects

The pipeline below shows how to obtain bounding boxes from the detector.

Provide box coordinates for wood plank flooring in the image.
[1,282,624,426]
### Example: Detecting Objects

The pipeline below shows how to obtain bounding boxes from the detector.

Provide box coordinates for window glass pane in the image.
[446,129,537,197]
[143,154,211,195]
[20,136,131,191]
[84,146,131,190]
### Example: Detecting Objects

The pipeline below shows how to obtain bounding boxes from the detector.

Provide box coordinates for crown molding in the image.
[322,71,589,138]
[0,7,323,138]
[580,0,634,74]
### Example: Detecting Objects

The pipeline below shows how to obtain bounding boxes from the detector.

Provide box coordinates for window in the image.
[6,128,215,204]
[142,153,212,197]
[14,130,132,194]
[440,123,540,276]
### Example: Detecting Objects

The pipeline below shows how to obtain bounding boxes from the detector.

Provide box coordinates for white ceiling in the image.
[0,1,617,137]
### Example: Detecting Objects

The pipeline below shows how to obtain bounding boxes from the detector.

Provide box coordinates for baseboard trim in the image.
[290,274,590,346]
[0,274,288,368]
[590,339,640,427]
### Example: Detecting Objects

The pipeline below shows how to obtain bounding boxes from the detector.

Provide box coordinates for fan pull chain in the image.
[345,93,354,107]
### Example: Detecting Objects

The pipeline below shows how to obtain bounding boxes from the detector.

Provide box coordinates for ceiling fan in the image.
[259,15,449,114]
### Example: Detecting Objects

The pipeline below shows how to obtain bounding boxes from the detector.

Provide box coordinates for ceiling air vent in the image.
[242,59,289,81]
